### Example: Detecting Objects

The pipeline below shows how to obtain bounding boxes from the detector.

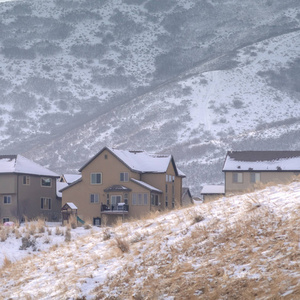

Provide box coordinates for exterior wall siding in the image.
[225,171,296,195]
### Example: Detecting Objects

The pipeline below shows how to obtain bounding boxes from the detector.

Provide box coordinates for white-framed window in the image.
[91,173,102,184]
[120,172,129,182]
[41,197,51,210]
[111,195,122,206]
[166,174,169,182]
[41,177,52,187]
[4,195,11,204]
[250,173,261,183]
[23,175,30,185]
[233,173,243,183]
[90,194,99,203]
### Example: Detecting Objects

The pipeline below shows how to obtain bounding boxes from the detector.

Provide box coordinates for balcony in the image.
[101,203,129,214]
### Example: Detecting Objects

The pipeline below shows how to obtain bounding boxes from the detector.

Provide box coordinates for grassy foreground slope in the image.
[0,182,299,299]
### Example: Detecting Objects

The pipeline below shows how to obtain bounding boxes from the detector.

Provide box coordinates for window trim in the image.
[23,175,30,185]
[41,197,52,210]
[41,177,52,187]
[90,173,102,185]
[90,194,100,204]
[3,195,12,204]
[120,172,129,182]
[250,172,261,183]
[232,172,243,183]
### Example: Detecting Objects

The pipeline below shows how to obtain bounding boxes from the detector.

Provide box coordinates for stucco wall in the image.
[225,171,296,195]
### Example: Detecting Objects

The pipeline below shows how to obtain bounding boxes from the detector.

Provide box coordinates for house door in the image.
[111,195,122,210]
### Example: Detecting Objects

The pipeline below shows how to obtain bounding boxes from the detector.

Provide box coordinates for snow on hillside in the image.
[0,181,299,299]
[23,29,300,194]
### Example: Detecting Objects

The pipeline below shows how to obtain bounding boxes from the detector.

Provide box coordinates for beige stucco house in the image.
[61,147,185,225]
[0,155,60,223]
[223,151,300,195]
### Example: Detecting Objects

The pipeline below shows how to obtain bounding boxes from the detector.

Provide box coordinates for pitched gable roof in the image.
[223,151,300,171]
[0,154,59,177]
[79,146,185,176]
[201,185,225,195]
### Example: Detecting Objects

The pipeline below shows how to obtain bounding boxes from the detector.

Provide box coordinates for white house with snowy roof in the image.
[61,146,185,225]
[0,155,60,223]
[222,151,300,195]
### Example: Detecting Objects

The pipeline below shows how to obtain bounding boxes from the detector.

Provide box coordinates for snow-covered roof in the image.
[67,202,78,209]
[201,185,225,195]
[56,181,68,198]
[80,146,185,176]
[223,151,300,171]
[130,178,162,193]
[0,155,59,177]
[62,174,82,184]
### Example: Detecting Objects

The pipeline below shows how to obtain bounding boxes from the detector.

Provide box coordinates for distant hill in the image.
[0,0,299,194]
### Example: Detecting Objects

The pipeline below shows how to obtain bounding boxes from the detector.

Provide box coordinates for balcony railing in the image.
[101,204,129,213]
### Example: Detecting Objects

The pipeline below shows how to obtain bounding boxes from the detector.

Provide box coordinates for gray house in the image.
[0,155,60,223]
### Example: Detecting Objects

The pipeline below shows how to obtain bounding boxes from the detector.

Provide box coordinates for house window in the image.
[3,218,9,223]
[169,175,172,182]
[41,178,52,187]
[90,194,99,203]
[132,193,148,205]
[151,194,155,205]
[105,154,108,159]
[4,195,11,204]
[120,172,129,182]
[106,194,110,205]
[165,195,168,207]
[166,174,169,182]
[93,217,101,226]
[138,193,143,205]
[91,173,102,184]
[155,195,159,206]
[165,184,168,193]
[233,173,243,183]
[250,173,261,183]
[41,197,51,210]
[132,193,137,205]
[124,193,128,205]
[111,195,122,207]
[23,175,30,185]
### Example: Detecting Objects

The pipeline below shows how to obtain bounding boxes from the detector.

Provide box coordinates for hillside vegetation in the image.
[0,181,299,299]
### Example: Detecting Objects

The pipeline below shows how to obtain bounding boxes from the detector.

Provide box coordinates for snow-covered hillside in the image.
[0,0,300,194]
[0,181,300,299]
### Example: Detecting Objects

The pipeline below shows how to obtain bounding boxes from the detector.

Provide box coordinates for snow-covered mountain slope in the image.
[25,29,300,193]
[0,0,300,193]
[1,181,300,299]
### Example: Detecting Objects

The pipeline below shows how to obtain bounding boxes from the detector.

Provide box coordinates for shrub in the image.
[55,226,61,235]
[0,228,9,242]
[103,228,111,241]
[20,236,36,251]
[65,228,71,242]
[114,236,130,253]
